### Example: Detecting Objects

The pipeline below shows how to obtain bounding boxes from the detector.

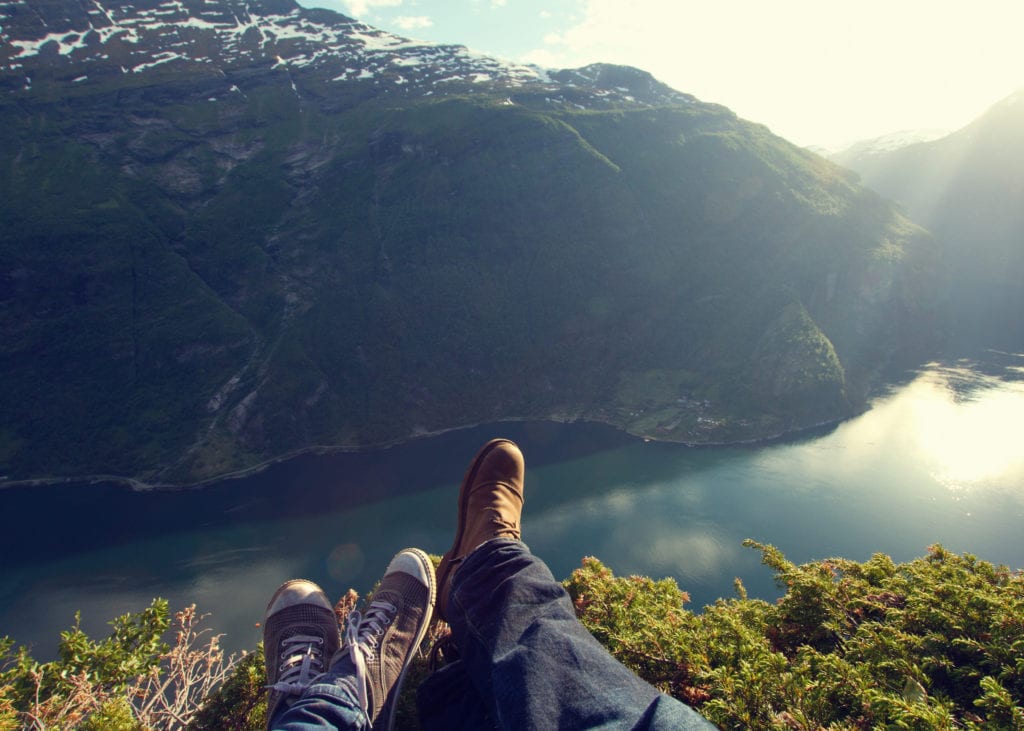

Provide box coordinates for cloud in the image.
[539,9,553,19]
[491,0,507,6]
[521,0,1024,147]
[394,15,433,30]
[521,48,564,68]
[339,0,402,19]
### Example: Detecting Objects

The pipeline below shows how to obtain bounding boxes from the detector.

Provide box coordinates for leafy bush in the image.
[565,542,1024,729]
[3,544,1021,729]
[1,601,242,730]
[189,648,266,731]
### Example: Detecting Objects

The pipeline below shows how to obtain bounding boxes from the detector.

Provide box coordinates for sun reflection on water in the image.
[911,360,1024,491]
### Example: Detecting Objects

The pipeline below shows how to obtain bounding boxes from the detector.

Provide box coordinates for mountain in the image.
[0,0,689,105]
[831,91,1024,346]
[0,0,943,485]
[831,129,949,167]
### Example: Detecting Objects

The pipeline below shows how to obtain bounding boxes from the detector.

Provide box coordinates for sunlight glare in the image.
[913,371,1024,491]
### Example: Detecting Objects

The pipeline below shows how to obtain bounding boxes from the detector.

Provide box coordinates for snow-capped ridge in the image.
[833,128,951,160]
[1,0,696,109]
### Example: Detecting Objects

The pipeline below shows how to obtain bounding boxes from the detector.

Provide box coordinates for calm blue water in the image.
[2,351,1023,659]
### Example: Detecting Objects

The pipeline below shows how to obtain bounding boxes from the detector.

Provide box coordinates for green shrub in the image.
[564,542,1024,729]
[1,600,242,729]
[0,600,168,728]
[3,544,1020,729]
[189,647,266,730]
[78,696,144,731]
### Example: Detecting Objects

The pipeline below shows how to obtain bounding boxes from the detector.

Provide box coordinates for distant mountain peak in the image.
[0,0,696,108]
[832,128,950,162]
[997,87,1024,107]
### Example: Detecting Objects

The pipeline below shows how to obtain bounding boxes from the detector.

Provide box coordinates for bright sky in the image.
[297,0,1024,150]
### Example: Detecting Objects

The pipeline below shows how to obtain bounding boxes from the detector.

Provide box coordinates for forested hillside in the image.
[0,0,944,483]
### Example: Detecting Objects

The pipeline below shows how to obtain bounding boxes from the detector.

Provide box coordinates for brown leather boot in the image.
[436,438,525,621]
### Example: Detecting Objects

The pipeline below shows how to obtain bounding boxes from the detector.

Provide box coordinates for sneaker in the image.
[340,547,436,731]
[435,439,525,621]
[263,579,340,727]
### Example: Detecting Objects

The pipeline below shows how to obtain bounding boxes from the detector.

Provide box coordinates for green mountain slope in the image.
[832,90,1024,347]
[0,1,944,484]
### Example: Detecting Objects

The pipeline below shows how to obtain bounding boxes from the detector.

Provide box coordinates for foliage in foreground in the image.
[566,542,1024,729]
[0,602,243,730]
[2,543,1021,729]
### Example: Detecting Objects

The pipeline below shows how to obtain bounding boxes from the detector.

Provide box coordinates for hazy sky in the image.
[297,0,1024,150]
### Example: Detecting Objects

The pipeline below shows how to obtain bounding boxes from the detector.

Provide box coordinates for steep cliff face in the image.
[832,91,1024,347]
[0,0,943,483]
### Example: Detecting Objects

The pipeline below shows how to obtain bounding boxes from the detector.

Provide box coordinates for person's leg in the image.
[264,548,435,731]
[448,539,716,729]
[415,656,497,730]
[424,438,717,730]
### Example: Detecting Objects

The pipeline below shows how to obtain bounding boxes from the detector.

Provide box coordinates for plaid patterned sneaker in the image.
[263,579,340,727]
[341,548,436,731]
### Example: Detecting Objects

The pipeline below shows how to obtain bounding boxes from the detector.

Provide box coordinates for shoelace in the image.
[344,599,397,713]
[267,634,327,695]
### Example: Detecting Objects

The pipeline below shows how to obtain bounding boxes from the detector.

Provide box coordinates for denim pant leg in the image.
[270,669,369,731]
[417,657,497,730]
[432,538,717,730]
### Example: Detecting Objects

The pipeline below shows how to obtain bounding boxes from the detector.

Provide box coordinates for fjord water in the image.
[2,351,1023,658]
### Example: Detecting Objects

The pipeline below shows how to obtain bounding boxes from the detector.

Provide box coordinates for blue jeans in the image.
[273,539,717,730]
[270,664,368,730]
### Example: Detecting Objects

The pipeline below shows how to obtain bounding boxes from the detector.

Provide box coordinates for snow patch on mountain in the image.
[833,129,950,160]
[9,28,89,57]
[1,0,695,108]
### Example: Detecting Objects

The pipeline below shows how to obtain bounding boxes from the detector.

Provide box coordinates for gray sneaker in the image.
[339,548,436,731]
[263,579,340,727]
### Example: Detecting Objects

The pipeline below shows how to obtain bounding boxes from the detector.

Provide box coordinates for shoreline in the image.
[11,347,980,494]
[0,411,851,493]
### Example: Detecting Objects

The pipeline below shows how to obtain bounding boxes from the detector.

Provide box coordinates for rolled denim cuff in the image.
[269,671,368,730]
[456,537,527,581]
